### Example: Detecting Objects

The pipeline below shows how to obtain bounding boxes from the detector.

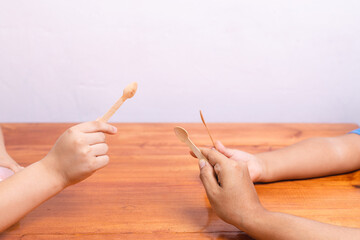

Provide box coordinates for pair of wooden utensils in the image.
[173,111,215,160]
[98,82,213,161]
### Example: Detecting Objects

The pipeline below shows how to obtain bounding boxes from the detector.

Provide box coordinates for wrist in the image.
[235,206,270,233]
[255,155,270,182]
[39,155,68,189]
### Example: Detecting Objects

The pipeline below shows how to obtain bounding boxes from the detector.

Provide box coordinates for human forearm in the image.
[239,209,360,240]
[0,157,64,231]
[257,134,360,182]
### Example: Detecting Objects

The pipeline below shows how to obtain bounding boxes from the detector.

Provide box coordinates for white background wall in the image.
[0,1,359,123]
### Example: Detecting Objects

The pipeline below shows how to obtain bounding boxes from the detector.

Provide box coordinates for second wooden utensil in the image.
[200,110,215,148]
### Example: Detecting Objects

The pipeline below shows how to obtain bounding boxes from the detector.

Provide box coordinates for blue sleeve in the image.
[349,128,360,135]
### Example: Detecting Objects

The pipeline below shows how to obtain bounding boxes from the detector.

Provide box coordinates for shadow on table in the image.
[179,194,254,239]
[208,232,254,240]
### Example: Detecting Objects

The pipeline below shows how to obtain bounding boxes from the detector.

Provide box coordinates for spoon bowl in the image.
[174,126,188,143]
[98,82,138,122]
[174,126,205,160]
[123,82,138,99]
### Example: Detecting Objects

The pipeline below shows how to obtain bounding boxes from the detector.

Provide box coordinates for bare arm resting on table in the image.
[198,147,360,240]
[257,133,360,182]
[0,121,117,232]
[210,133,360,183]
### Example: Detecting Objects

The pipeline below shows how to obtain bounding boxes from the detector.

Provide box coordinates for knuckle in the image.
[234,162,243,171]
[74,138,84,146]
[67,127,74,135]
[205,185,219,197]
[81,147,91,156]
[210,189,219,197]
[92,121,101,129]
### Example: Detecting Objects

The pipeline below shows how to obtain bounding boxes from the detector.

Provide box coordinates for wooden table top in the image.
[1,123,359,239]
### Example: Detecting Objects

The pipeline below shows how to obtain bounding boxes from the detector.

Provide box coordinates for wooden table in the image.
[1,123,360,239]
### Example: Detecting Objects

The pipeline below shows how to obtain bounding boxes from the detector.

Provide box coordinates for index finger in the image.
[200,148,227,167]
[72,121,117,134]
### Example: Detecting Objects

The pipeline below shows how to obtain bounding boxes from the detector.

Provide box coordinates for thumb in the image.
[215,141,235,158]
[199,159,220,195]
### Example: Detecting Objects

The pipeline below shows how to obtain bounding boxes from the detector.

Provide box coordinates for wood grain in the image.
[0,123,359,239]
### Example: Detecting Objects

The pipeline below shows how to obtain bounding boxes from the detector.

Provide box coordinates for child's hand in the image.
[41,121,117,187]
[198,148,265,228]
[191,141,264,182]
[215,141,264,182]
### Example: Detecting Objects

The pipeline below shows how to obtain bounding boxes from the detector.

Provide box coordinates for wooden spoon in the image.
[200,110,215,148]
[98,82,138,122]
[174,126,205,160]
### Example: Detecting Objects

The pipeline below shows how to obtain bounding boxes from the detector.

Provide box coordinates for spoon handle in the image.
[186,138,206,160]
[98,96,126,122]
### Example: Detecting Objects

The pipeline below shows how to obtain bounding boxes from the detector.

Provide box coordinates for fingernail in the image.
[112,126,117,133]
[199,159,206,169]
[211,147,215,150]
